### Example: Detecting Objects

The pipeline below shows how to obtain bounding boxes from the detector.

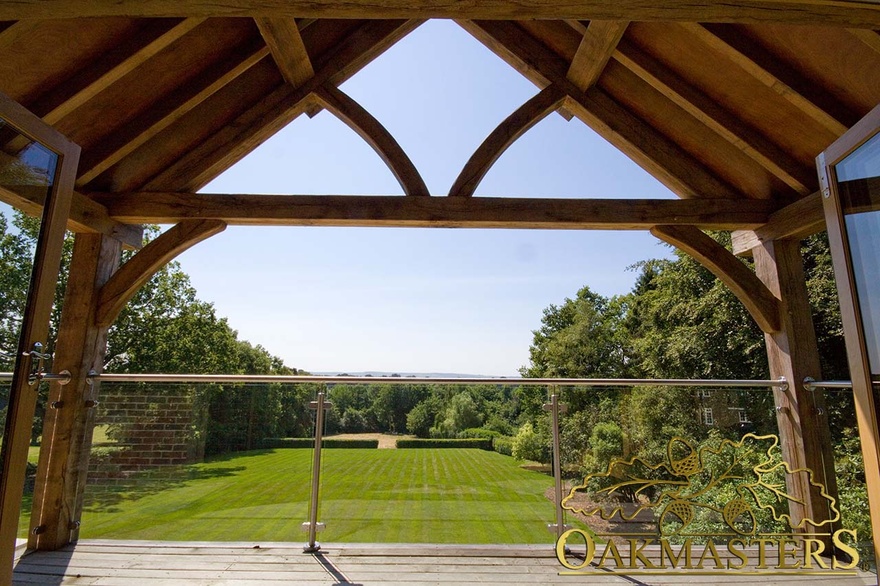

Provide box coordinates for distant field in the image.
[55,449,562,544]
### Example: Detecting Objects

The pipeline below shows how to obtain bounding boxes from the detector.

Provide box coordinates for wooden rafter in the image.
[731,191,824,256]
[0,21,43,50]
[75,38,271,187]
[449,85,568,197]
[24,19,204,127]
[850,28,880,54]
[95,192,778,229]
[4,1,880,27]
[313,85,429,196]
[94,219,226,327]
[651,224,781,333]
[567,20,628,91]
[462,20,744,199]
[681,23,852,136]
[612,38,815,195]
[255,17,315,87]
[0,186,142,249]
[141,19,422,192]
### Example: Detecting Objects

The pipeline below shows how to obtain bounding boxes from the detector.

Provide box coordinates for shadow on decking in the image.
[11,541,879,585]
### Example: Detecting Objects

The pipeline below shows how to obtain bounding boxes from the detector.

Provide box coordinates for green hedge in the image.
[260,438,379,449]
[493,436,514,456]
[395,438,492,450]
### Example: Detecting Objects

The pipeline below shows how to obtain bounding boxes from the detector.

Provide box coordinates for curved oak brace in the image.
[313,85,429,196]
[95,219,227,327]
[449,84,567,197]
[650,225,780,333]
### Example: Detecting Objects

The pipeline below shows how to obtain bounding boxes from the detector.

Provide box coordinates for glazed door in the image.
[817,102,880,569]
[0,91,78,579]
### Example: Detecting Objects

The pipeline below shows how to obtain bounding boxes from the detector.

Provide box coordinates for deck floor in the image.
[11,541,878,585]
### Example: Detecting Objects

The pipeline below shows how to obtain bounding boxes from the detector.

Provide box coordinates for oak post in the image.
[753,239,839,533]
[28,233,122,550]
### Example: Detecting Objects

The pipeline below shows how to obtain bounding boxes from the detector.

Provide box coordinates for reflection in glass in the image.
[0,118,58,203]
[838,132,880,376]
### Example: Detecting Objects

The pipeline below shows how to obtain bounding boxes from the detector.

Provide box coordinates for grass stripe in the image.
[50,449,562,544]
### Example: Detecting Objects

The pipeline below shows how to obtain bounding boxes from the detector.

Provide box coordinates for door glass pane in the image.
[0,120,58,203]
[837,132,880,376]
[0,113,64,541]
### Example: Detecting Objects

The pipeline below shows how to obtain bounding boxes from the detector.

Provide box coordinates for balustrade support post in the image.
[304,386,330,553]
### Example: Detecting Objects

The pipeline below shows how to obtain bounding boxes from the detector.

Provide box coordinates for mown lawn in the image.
[62,449,560,544]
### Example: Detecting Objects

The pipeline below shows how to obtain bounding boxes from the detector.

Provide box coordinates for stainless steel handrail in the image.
[90,373,788,389]
[0,371,789,388]
[803,378,880,391]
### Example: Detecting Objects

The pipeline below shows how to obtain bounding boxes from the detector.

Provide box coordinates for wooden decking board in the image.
[12,541,878,585]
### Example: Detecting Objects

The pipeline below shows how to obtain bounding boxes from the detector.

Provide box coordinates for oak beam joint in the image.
[651,224,781,333]
[0,185,143,249]
[94,219,226,327]
[255,17,314,87]
[465,19,744,200]
[731,191,824,256]
[567,20,628,91]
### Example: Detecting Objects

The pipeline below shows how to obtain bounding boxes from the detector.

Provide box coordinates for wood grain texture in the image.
[465,20,744,199]
[29,234,121,551]
[754,239,839,534]
[141,19,421,192]
[850,28,880,54]
[817,105,880,566]
[0,91,78,584]
[313,84,429,196]
[682,23,851,136]
[0,185,143,249]
[613,38,815,195]
[255,17,314,87]
[449,85,567,197]
[94,219,226,327]
[26,18,203,127]
[650,224,781,333]
[731,191,825,256]
[3,1,880,27]
[567,20,628,91]
[97,192,777,229]
[75,38,271,186]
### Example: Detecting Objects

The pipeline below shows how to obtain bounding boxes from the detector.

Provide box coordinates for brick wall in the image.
[88,388,207,485]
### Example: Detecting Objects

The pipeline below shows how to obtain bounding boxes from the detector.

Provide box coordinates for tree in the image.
[520,286,630,379]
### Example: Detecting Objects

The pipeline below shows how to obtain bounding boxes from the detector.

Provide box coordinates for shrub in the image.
[512,422,551,463]
[458,428,501,440]
[493,436,514,456]
[395,438,492,450]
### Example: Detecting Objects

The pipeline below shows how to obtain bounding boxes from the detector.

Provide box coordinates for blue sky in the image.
[178,20,675,376]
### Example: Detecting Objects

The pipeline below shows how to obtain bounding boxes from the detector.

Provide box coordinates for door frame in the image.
[817,102,880,564]
[0,91,79,580]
